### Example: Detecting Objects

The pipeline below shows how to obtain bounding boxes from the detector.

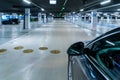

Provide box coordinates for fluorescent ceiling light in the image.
[117,9,120,11]
[73,12,75,14]
[23,0,31,4]
[49,0,56,4]
[41,8,45,11]
[100,0,111,5]
[80,9,84,12]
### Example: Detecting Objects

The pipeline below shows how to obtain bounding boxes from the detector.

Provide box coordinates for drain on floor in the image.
[23,49,34,53]
[50,50,61,54]
[0,49,7,53]
[14,46,24,50]
[39,47,48,50]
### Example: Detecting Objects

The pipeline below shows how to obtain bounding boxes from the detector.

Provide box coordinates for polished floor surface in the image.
[0,22,38,45]
[0,20,98,80]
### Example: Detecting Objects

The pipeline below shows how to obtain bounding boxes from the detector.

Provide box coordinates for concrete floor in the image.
[0,20,98,80]
[0,22,38,45]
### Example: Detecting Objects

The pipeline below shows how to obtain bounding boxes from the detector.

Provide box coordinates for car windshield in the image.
[90,32,120,79]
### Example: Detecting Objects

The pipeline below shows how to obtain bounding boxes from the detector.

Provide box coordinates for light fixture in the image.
[62,7,65,10]
[49,0,57,4]
[73,12,75,14]
[41,8,45,11]
[80,9,84,12]
[49,13,52,15]
[23,0,31,4]
[117,9,120,11]
[100,0,111,5]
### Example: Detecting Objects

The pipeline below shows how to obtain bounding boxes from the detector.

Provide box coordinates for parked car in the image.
[2,19,20,25]
[67,27,120,80]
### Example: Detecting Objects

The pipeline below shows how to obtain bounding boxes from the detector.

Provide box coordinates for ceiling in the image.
[0,0,120,16]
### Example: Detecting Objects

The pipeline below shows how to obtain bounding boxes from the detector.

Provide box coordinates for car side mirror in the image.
[67,42,84,56]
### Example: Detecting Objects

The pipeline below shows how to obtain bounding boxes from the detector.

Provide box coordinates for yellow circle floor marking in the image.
[0,49,7,53]
[14,46,24,50]
[39,47,48,50]
[23,49,34,54]
[50,50,61,54]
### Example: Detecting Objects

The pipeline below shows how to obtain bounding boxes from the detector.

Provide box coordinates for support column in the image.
[38,13,42,24]
[0,13,2,25]
[88,16,91,23]
[84,15,86,22]
[78,14,81,21]
[70,16,71,22]
[107,15,110,24]
[78,14,82,25]
[100,17,104,24]
[43,13,47,23]
[73,14,75,23]
[91,11,98,31]
[115,16,118,24]
[24,8,30,29]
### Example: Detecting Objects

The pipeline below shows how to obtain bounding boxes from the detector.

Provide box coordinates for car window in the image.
[89,32,120,79]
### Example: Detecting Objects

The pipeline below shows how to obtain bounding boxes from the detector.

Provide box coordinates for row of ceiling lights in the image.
[23,0,58,10]
[23,0,45,11]
[23,0,67,17]
[23,0,57,16]
[58,0,68,17]
[23,0,120,17]
[80,0,112,12]
[23,0,57,5]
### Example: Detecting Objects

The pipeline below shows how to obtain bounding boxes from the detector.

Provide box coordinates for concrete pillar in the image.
[64,15,67,20]
[72,14,74,23]
[51,16,53,21]
[88,16,91,23]
[24,8,30,29]
[43,13,47,23]
[84,15,86,22]
[100,17,104,24]
[91,11,97,31]
[107,15,110,24]
[38,13,42,24]
[70,16,72,22]
[0,13,2,25]
[78,14,82,24]
[115,16,118,24]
